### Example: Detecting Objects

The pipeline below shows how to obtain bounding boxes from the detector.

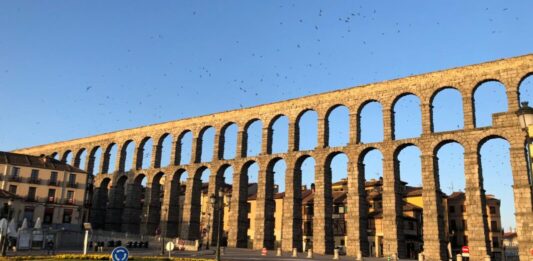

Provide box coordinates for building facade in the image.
[0,151,88,229]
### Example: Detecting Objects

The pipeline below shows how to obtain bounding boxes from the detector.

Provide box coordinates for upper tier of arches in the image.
[12,55,533,177]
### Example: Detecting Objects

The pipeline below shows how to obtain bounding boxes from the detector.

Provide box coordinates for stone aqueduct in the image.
[13,54,533,260]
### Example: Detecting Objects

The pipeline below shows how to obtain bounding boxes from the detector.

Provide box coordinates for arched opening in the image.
[90,178,111,230]
[296,110,318,151]
[61,150,73,164]
[176,130,193,165]
[473,81,508,128]
[359,148,383,257]
[208,165,234,247]
[104,175,127,232]
[257,158,285,249]
[165,169,188,237]
[199,127,215,162]
[392,94,422,139]
[269,115,289,154]
[104,143,117,174]
[138,137,153,169]
[74,149,87,169]
[50,152,59,160]
[189,167,211,240]
[122,174,147,234]
[327,152,349,253]
[431,87,464,132]
[358,101,384,143]
[229,161,259,248]
[479,137,514,257]
[143,172,166,235]
[290,156,315,252]
[326,105,350,147]
[518,74,533,106]
[221,123,238,160]
[435,141,465,254]
[244,120,262,157]
[394,144,422,258]
[158,133,173,168]
[89,147,102,176]
[119,140,135,172]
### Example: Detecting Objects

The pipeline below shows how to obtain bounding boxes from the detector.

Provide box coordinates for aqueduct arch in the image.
[12,54,533,260]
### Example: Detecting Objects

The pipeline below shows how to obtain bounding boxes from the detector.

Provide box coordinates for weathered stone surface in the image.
[12,54,533,260]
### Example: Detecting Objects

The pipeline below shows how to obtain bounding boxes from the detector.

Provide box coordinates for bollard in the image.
[292,248,298,257]
[456,254,463,261]
[333,249,339,260]
[355,251,363,261]
[391,254,398,261]
[484,255,492,261]
[277,247,282,256]
[307,248,313,258]
[221,247,225,255]
[418,252,424,261]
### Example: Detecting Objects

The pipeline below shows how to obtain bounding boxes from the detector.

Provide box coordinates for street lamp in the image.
[209,194,216,250]
[516,101,533,184]
[215,191,223,261]
[160,207,168,256]
[1,199,13,256]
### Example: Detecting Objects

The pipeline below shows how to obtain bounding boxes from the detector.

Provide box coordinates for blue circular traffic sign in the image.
[111,246,129,261]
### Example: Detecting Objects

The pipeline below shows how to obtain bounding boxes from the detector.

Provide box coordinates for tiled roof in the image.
[0,151,85,173]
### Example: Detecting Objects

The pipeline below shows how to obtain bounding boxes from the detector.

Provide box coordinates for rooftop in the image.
[0,151,85,173]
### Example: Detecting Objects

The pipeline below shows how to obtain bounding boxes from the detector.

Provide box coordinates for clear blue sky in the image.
[2,1,533,230]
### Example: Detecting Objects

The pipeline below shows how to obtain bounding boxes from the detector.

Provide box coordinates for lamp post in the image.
[1,199,13,257]
[516,101,533,184]
[209,194,216,250]
[215,191,223,261]
[160,207,167,256]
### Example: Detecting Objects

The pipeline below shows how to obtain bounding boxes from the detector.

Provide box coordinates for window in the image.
[8,185,17,194]
[43,208,54,224]
[462,219,467,230]
[491,221,498,231]
[449,206,455,213]
[63,209,73,223]
[50,171,58,185]
[66,190,74,204]
[11,167,19,177]
[31,169,39,181]
[28,187,36,201]
[492,237,500,248]
[450,219,457,231]
[490,206,496,214]
[68,173,76,187]
[47,189,56,203]
[23,207,34,224]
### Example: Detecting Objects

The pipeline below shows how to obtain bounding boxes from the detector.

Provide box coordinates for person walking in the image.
[46,239,55,255]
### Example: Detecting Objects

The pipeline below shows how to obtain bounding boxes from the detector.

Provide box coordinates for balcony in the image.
[65,198,75,205]
[8,176,22,182]
[27,178,42,185]
[48,180,59,186]
[25,196,37,202]
[66,182,79,189]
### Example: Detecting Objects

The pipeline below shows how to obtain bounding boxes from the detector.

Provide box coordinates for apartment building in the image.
[0,151,88,229]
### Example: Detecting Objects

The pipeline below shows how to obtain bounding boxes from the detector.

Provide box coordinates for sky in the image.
[2,1,533,230]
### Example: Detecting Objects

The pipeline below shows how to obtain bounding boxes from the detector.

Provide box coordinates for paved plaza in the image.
[3,247,414,261]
